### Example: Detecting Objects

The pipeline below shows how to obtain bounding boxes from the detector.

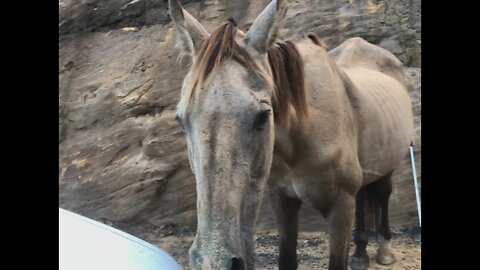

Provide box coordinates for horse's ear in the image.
[244,0,288,54]
[169,0,209,58]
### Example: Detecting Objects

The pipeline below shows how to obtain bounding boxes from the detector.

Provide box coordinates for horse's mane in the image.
[267,39,307,129]
[181,19,325,129]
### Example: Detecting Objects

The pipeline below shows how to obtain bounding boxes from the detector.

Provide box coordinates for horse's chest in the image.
[269,158,341,215]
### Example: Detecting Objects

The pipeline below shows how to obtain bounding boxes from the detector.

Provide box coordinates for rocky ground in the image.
[112,221,420,269]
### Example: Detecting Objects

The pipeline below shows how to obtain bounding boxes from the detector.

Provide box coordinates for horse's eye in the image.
[253,110,270,131]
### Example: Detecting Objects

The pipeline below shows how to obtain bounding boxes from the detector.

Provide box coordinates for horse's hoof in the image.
[350,256,369,270]
[376,251,396,265]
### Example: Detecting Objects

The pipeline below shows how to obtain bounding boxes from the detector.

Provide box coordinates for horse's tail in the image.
[364,182,381,232]
[363,172,394,233]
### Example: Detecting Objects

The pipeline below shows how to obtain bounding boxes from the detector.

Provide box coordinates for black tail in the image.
[364,182,380,232]
[363,173,394,233]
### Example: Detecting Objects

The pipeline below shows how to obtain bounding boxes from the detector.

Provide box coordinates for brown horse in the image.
[168,0,413,269]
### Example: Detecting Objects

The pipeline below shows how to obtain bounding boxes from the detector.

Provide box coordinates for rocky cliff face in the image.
[59,0,421,231]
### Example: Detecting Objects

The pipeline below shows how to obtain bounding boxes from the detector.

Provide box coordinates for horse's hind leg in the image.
[271,193,302,270]
[350,187,370,270]
[374,173,396,265]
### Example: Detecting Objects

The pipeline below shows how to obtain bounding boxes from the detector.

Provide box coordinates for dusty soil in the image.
[115,222,420,269]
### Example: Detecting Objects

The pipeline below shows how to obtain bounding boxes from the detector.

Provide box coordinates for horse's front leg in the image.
[270,192,302,270]
[327,191,356,270]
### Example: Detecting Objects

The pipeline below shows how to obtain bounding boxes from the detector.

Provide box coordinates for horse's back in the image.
[329,37,406,86]
[329,38,414,184]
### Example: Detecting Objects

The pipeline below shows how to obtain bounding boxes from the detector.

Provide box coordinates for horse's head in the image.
[169,1,289,269]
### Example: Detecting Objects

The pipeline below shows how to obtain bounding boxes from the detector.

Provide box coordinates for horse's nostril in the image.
[230,257,245,270]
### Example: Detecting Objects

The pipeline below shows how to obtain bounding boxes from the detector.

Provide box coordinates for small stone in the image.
[122,27,139,32]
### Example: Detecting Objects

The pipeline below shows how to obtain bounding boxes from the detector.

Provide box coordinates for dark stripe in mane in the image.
[190,20,322,129]
[306,32,328,49]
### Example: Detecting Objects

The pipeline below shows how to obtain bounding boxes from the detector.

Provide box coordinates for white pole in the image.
[409,143,421,227]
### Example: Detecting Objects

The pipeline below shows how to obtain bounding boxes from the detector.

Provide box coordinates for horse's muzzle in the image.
[190,248,246,270]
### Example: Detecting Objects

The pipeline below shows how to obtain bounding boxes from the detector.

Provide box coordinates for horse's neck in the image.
[272,43,358,164]
[300,44,350,110]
